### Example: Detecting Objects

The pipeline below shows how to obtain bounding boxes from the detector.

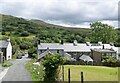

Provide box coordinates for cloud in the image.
[0,0,119,28]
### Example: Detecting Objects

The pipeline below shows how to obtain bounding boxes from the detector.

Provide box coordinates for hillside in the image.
[0,14,91,43]
[0,14,119,46]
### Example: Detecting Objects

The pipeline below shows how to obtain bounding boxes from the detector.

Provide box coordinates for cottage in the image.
[38,40,91,61]
[0,39,12,60]
[38,40,119,64]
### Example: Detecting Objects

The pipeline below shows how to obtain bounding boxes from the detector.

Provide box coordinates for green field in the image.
[61,65,118,81]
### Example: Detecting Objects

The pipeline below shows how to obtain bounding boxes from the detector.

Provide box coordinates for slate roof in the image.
[38,50,53,59]
[0,40,9,48]
[79,55,93,62]
[38,43,118,53]
[38,43,91,52]
[93,49,116,53]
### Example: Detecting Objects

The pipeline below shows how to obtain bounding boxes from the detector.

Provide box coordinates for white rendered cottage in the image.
[0,39,12,60]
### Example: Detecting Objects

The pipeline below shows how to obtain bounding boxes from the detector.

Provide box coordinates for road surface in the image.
[1,55,33,82]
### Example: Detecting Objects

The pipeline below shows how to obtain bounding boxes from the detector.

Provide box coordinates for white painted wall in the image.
[6,42,12,60]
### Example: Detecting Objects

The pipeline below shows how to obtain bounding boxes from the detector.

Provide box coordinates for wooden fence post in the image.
[81,72,84,83]
[62,65,64,81]
[68,68,70,83]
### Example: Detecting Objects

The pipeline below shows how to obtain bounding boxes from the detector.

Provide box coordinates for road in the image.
[1,55,33,82]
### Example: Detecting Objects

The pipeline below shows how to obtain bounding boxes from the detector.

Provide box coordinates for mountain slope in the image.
[1,14,91,43]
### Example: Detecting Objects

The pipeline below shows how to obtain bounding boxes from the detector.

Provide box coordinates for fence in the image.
[61,66,84,83]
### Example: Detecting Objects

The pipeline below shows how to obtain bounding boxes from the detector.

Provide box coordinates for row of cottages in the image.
[37,40,120,65]
[0,39,12,63]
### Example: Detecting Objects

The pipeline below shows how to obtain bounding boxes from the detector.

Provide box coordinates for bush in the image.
[20,31,29,36]
[12,55,17,59]
[25,60,45,81]
[1,31,6,35]
[2,61,13,67]
[41,53,66,82]
[15,51,22,59]
[20,43,29,50]
[17,55,22,59]
[31,54,37,59]
[28,47,37,58]
[102,58,120,67]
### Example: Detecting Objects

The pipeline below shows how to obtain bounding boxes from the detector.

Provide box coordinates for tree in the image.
[84,37,90,42]
[90,22,117,43]
[19,43,29,50]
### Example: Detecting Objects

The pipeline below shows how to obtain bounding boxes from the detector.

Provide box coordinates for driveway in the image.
[1,55,33,82]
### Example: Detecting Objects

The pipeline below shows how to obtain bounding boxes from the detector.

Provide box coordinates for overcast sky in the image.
[0,0,119,28]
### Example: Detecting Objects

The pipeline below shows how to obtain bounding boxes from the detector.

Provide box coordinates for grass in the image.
[2,60,13,67]
[0,64,1,67]
[25,59,45,82]
[61,65,118,81]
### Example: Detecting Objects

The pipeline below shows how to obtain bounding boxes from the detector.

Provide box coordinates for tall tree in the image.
[90,22,117,43]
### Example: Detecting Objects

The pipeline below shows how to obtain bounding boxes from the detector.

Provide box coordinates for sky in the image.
[0,0,119,28]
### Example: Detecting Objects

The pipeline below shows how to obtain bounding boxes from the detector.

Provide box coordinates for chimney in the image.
[102,45,104,49]
[37,39,40,44]
[73,40,77,46]
[60,39,64,45]
[6,38,10,42]
[98,42,102,45]
[86,42,90,46]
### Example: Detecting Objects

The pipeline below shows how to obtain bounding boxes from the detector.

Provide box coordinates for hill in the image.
[1,14,91,43]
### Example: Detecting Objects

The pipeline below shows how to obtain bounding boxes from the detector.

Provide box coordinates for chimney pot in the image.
[60,39,64,45]
[98,42,102,45]
[86,42,90,46]
[38,39,40,44]
[6,38,10,42]
[73,40,77,46]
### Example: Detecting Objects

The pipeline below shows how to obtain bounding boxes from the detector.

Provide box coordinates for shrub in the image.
[20,31,29,36]
[31,54,38,59]
[17,55,22,59]
[20,43,29,50]
[15,50,22,59]
[102,58,120,67]
[12,55,17,59]
[25,60,45,81]
[2,61,13,67]
[41,53,66,82]
[1,31,6,35]
[28,47,37,58]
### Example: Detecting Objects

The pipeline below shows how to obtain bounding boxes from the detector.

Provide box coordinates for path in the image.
[1,55,33,82]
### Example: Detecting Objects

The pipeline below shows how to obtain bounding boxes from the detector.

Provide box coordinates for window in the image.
[8,56,10,58]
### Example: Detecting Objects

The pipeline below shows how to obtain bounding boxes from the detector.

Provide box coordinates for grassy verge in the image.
[25,59,45,82]
[2,60,13,67]
[0,64,1,67]
[61,65,118,81]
